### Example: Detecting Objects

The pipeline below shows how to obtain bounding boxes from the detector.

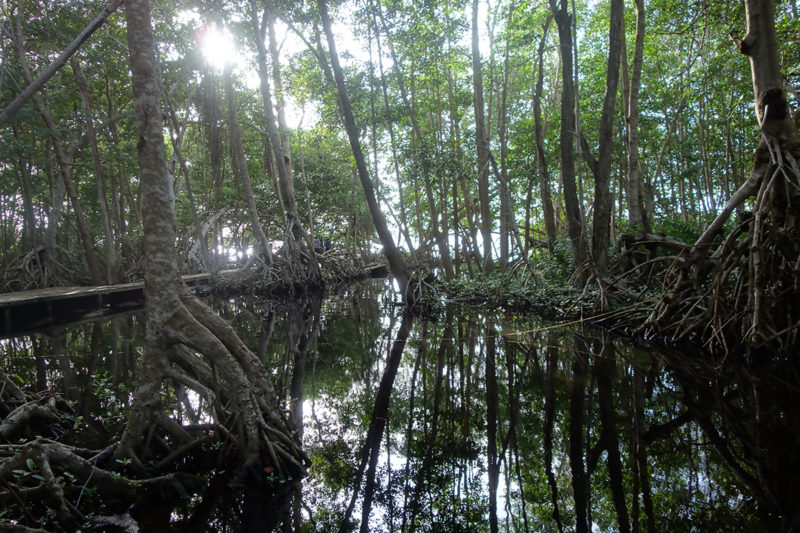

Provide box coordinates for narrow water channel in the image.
[1,280,797,531]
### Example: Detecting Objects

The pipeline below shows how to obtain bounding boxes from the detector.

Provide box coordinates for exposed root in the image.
[637,124,800,354]
[404,271,443,317]
[0,372,219,530]
[114,282,309,485]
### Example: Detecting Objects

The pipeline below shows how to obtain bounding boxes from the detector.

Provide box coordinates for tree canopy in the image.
[1,0,798,340]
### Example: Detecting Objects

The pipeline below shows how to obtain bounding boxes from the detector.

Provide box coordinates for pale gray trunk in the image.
[472,0,494,273]
[224,67,273,263]
[249,0,314,267]
[534,16,557,246]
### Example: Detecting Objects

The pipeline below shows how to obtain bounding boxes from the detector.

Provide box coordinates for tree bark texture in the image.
[119,0,306,478]
[590,0,624,276]
[550,0,587,271]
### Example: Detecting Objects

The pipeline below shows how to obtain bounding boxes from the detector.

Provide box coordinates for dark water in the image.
[1,280,798,531]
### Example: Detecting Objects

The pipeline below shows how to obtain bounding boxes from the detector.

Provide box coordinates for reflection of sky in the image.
[0,281,767,530]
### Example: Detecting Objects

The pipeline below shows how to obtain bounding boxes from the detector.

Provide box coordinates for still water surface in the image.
[1,280,797,531]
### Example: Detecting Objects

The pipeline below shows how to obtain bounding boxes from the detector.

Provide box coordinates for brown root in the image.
[643,133,800,354]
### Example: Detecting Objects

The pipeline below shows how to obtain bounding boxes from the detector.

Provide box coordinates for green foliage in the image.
[539,238,575,283]
[660,217,703,244]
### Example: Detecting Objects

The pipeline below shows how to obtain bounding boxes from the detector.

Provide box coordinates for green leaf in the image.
[26,458,35,471]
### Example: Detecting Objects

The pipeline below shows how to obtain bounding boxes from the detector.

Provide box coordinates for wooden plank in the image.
[0,281,144,306]
[0,271,226,309]
[0,271,245,339]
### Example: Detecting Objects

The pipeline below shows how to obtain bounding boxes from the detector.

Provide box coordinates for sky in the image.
[181,1,496,130]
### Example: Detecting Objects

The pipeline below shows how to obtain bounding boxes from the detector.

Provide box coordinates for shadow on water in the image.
[1,279,799,531]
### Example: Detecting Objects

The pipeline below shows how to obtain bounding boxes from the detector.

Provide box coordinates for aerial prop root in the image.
[404,270,441,316]
[645,135,800,352]
[117,286,308,478]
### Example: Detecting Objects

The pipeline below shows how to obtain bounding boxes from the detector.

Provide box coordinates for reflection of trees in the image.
[661,351,800,530]
[3,293,798,530]
[341,311,414,533]
[335,312,796,532]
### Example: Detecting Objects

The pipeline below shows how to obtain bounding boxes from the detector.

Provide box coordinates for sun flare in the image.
[197,23,237,70]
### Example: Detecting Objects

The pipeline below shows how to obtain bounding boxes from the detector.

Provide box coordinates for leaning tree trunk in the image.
[0,0,123,127]
[317,0,410,295]
[117,0,307,478]
[647,0,800,353]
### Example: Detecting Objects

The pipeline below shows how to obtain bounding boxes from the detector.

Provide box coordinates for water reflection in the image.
[1,281,798,531]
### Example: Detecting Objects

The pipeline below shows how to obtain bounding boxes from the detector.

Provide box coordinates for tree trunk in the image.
[534,16,558,247]
[376,5,453,278]
[549,0,587,271]
[625,0,649,231]
[43,141,66,270]
[250,0,316,275]
[71,58,117,284]
[317,0,410,294]
[266,11,293,171]
[590,0,624,276]
[498,18,512,270]
[447,69,483,271]
[650,0,800,352]
[224,67,273,263]
[118,0,306,478]
[472,0,494,273]
[371,6,417,256]
[161,84,215,272]
[13,11,103,285]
